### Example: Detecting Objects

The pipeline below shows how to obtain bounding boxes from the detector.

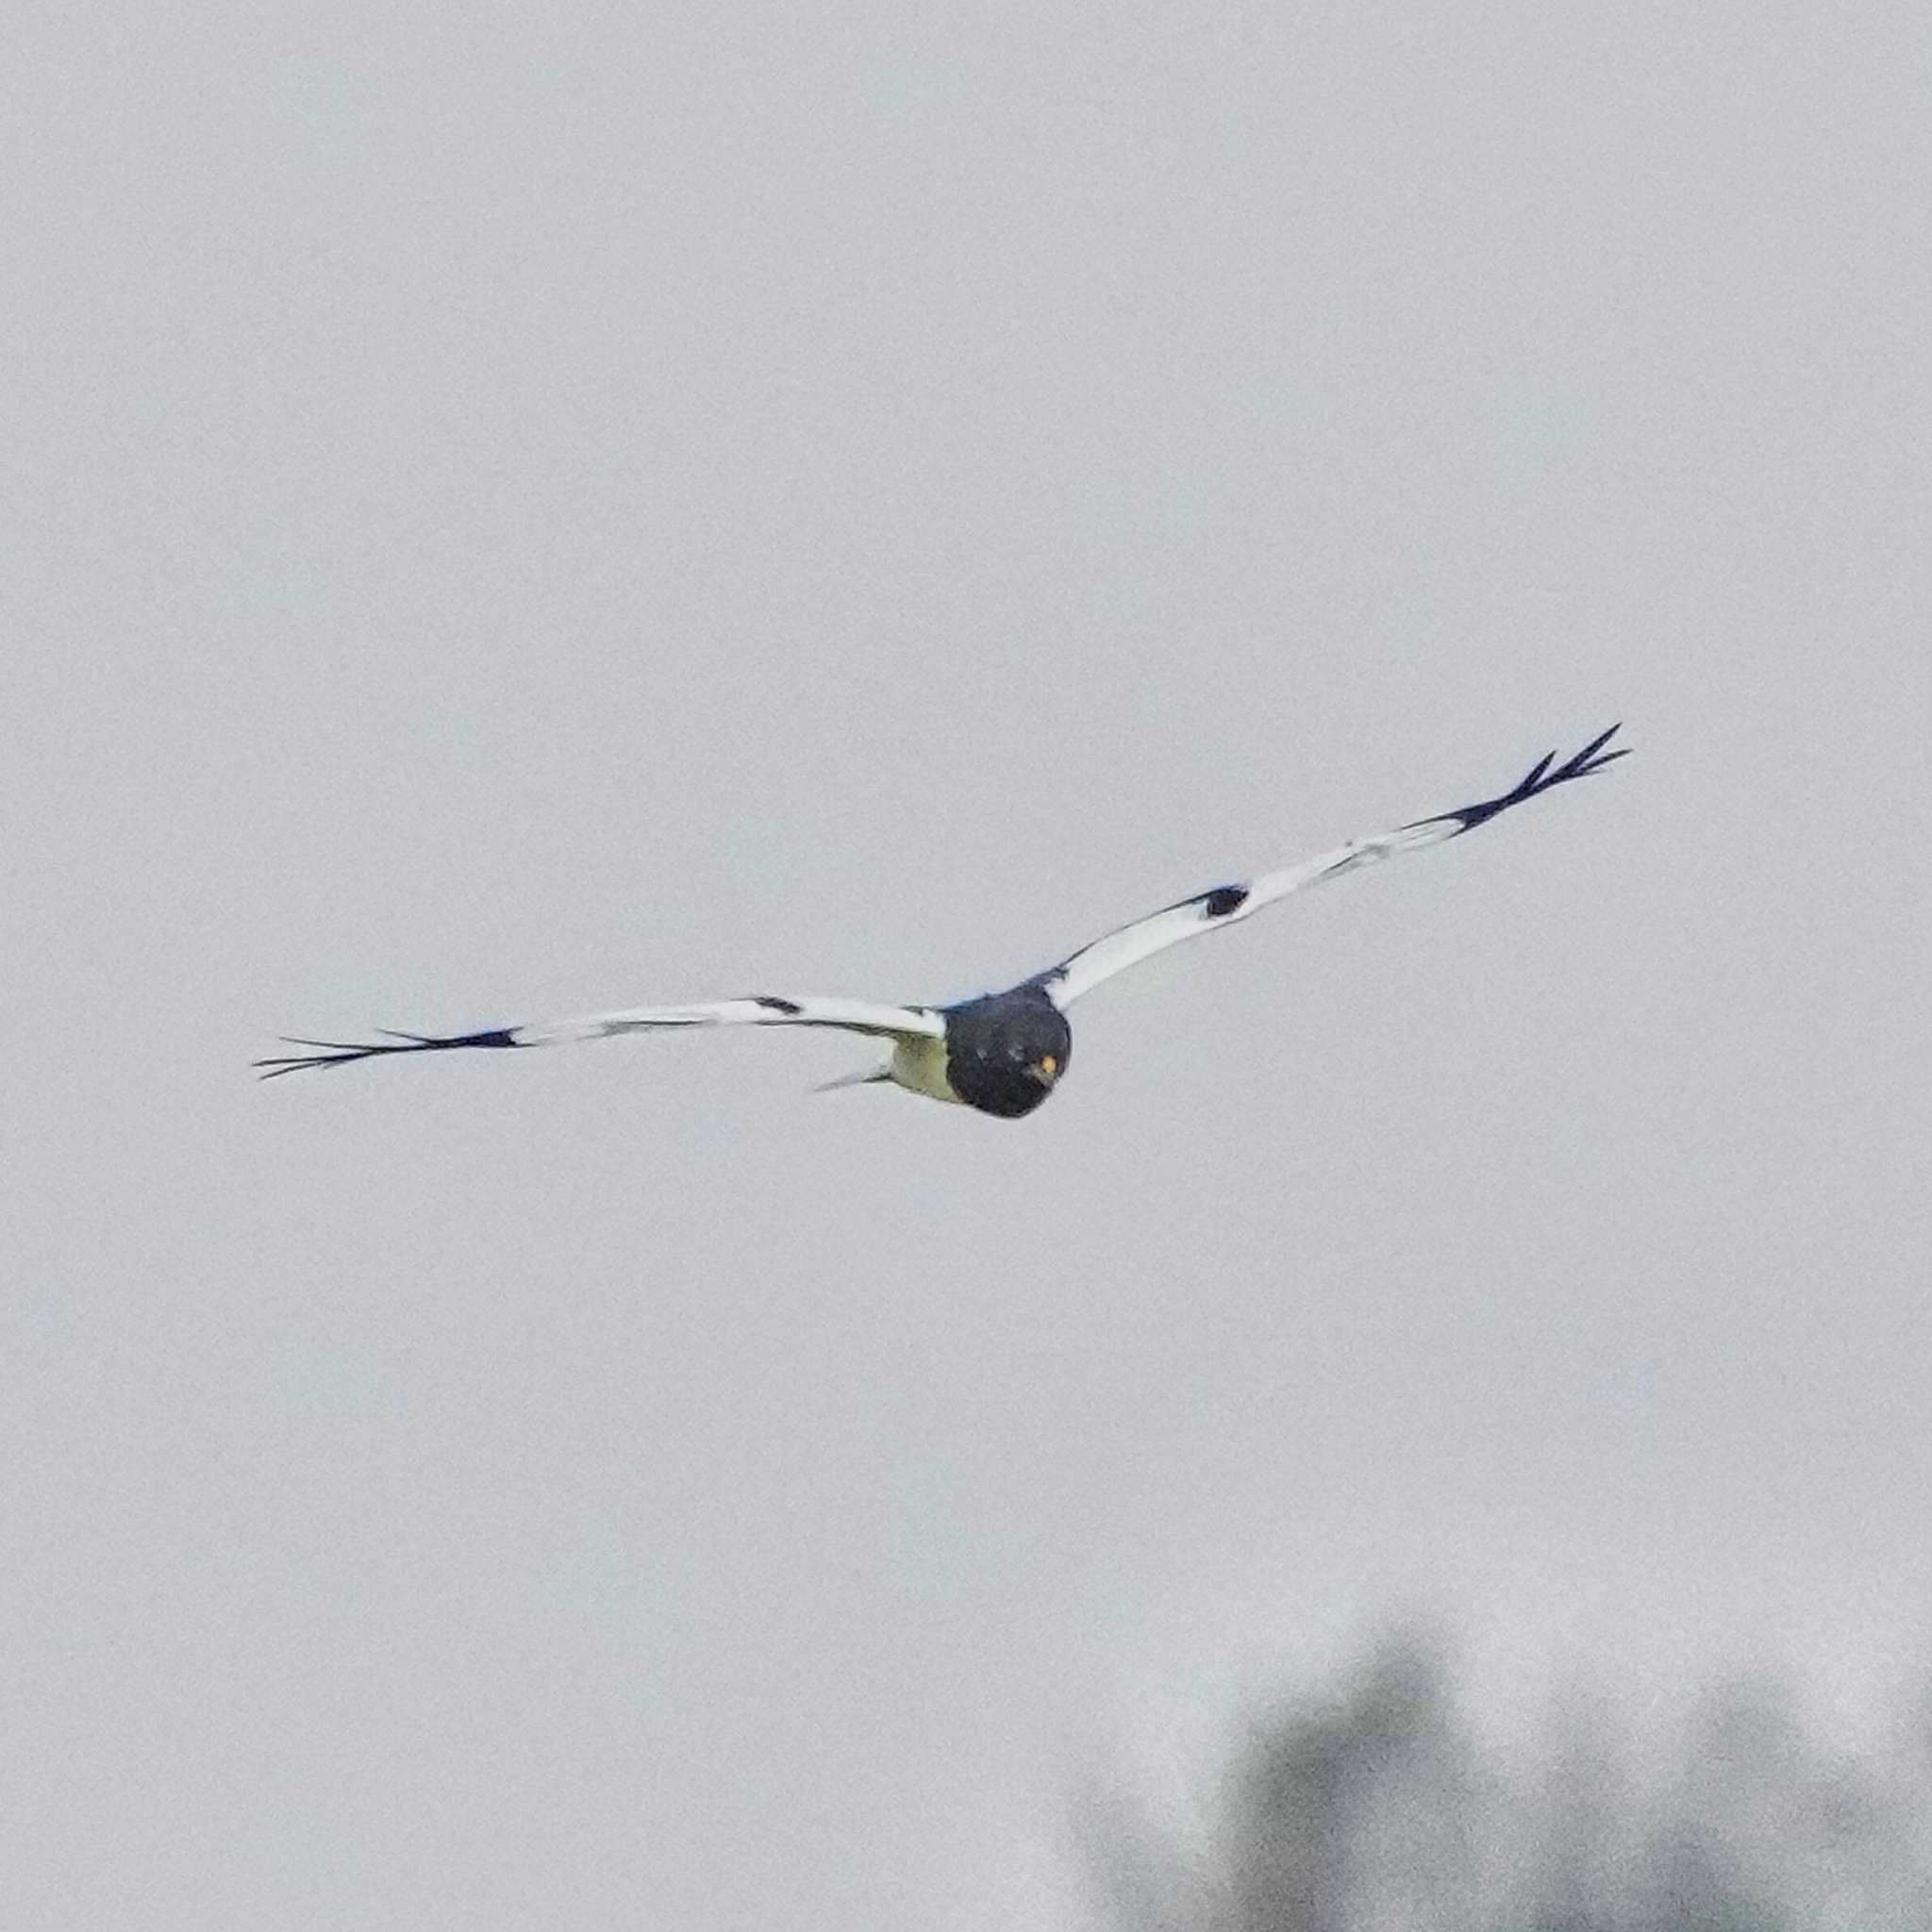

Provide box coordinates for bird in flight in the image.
[258,724,1627,1118]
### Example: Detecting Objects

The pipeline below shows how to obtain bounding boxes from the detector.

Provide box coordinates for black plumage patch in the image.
[1415,724,1629,837]
[252,1024,524,1077]
[1200,884,1249,918]
[941,986,1073,1119]
[752,995,803,1015]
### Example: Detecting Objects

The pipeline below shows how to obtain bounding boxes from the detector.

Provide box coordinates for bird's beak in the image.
[1025,1055,1059,1087]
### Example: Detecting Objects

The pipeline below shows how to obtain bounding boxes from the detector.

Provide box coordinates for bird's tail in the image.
[814,1064,893,1096]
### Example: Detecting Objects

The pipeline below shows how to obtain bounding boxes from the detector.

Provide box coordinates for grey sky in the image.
[5,4,1928,1926]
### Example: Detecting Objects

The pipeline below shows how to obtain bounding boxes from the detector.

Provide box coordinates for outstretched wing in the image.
[256,993,944,1079]
[1038,724,1629,1008]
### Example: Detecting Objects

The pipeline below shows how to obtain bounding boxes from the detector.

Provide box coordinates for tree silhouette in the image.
[1084,1627,1932,1932]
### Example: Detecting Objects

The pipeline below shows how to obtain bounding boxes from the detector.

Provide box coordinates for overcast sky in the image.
[6,5,1929,1927]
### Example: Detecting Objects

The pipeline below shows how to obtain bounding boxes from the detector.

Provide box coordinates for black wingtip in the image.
[254,1024,525,1079]
[1416,724,1630,836]
[253,1038,391,1077]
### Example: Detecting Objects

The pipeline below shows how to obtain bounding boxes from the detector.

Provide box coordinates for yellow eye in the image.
[1039,1055,1058,1076]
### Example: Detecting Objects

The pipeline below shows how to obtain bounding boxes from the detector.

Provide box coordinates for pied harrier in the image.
[258,725,1628,1118]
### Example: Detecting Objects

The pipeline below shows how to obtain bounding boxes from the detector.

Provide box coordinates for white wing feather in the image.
[1040,725,1627,1008]
[257,993,942,1077]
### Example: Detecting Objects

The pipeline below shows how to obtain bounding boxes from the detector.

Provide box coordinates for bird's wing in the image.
[256,993,943,1078]
[1038,724,1629,1008]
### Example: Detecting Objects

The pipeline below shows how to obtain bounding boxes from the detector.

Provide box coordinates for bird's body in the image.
[881,1027,958,1107]
[259,726,1628,1119]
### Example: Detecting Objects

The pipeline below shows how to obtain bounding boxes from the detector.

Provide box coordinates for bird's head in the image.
[943,990,1074,1119]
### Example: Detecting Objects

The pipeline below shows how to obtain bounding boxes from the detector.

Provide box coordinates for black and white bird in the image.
[259,725,1627,1117]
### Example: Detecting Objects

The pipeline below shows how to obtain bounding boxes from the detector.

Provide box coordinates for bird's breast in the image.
[886,1033,964,1106]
